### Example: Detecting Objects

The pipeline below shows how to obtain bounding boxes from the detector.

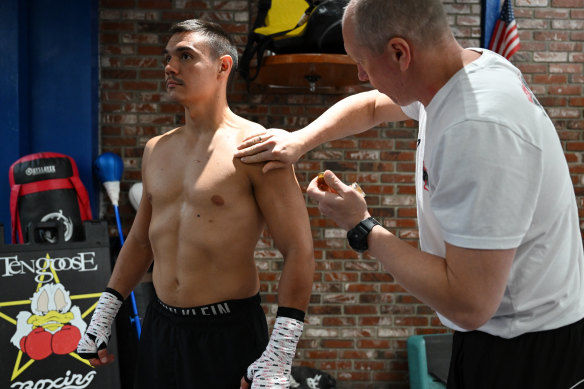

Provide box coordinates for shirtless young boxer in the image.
[77,19,314,388]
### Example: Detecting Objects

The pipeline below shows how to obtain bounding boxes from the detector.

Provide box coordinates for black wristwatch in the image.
[347,217,381,253]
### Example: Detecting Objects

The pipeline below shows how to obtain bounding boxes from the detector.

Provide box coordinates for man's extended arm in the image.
[308,171,515,331]
[236,90,408,172]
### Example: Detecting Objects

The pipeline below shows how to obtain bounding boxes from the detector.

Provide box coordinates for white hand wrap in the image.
[246,316,304,388]
[76,289,123,359]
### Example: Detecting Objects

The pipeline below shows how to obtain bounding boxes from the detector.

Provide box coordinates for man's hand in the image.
[307,170,369,231]
[235,129,305,173]
[240,315,304,388]
[87,348,116,367]
[76,288,123,366]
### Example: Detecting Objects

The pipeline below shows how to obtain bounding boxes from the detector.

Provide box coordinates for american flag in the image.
[488,0,520,60]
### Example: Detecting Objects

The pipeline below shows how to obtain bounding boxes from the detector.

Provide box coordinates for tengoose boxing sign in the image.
[0,221,121,389]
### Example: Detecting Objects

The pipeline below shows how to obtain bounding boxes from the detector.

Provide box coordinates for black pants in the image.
[447,317,584,389]
[133,294,269,389]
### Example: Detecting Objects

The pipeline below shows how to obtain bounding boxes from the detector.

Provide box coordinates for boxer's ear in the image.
[218,55,233,76]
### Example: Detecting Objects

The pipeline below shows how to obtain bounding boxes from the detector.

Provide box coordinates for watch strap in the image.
[360,217,380,232]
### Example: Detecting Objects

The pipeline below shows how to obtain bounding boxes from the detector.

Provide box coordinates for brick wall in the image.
[98,0,584,387]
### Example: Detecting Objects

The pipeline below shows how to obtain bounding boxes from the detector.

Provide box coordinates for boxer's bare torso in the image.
[143,117,273,307]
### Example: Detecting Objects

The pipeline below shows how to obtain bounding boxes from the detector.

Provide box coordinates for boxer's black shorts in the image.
[134,293,268,389]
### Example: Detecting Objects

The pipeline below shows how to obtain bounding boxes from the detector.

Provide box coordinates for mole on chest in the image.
[211,195,225,206]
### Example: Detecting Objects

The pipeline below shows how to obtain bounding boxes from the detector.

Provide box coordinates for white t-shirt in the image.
[402,49,584,338]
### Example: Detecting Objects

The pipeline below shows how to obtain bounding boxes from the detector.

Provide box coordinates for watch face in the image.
[348,229,368,252]
[347,218,380,253]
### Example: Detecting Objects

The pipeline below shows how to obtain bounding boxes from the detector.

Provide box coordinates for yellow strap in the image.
[254,0,309,38]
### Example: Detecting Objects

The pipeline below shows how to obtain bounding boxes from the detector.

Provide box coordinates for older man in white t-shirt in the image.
[235,1,584,388]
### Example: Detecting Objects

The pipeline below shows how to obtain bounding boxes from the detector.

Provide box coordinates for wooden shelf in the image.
[250,53,371,94]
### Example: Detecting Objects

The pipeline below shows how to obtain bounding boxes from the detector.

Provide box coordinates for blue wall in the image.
[0,0,99,243]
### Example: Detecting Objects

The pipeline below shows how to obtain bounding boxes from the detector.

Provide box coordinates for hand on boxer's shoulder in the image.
[236,128,304,173]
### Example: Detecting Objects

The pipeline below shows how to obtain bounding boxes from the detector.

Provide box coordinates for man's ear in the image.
[386,37,411,71]
[218,55,233,77]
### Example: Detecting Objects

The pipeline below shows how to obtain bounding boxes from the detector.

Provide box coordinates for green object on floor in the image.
[407,333,453,389]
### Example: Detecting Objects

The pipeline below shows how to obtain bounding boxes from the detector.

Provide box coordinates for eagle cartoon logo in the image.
[10,283,87,361]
